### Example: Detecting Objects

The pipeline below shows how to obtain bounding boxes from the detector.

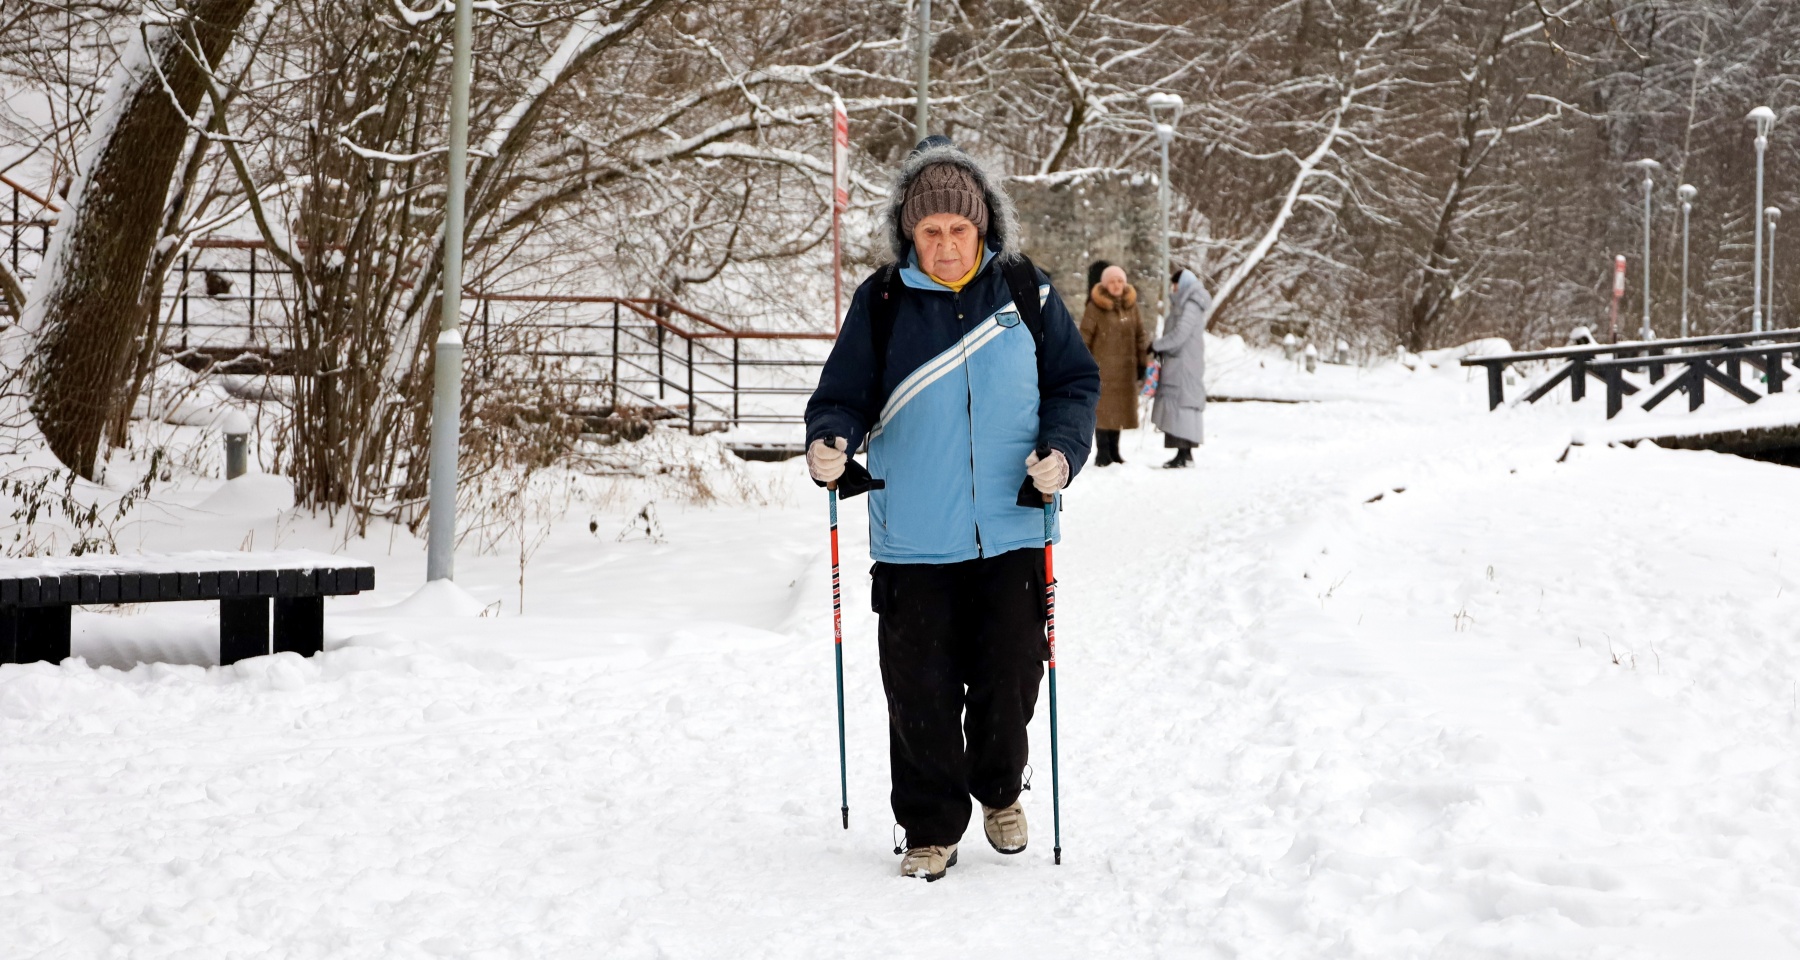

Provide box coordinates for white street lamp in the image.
[1146,92,1184,333]
[915,0,931,141]
[1678,183,1696,338]
[1630,158,1661,340]
[427,0,474,582]
[1751,106,1776,332]
[1768,205,1782,328]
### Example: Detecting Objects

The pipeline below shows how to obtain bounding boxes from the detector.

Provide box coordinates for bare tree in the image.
[15,0,258,479]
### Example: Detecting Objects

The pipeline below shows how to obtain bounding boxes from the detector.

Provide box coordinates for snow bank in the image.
[195,473,294,516]
[3,354,1798,956]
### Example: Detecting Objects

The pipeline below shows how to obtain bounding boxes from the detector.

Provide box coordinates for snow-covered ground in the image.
[4,353,1799,958]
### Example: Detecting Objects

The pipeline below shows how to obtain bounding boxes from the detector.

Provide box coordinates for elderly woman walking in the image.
[1079,265,1149,466]
[1152,266,1210,468]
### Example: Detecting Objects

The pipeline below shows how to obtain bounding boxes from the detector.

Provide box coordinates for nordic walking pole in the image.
[1042,491,1063,865]
[1018,452,1064,864]
[821,457,881,831]
[829,483,849,829]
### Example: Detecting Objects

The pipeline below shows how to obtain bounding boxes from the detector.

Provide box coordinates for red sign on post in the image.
[832,100,849,333]
[833,107,850,214]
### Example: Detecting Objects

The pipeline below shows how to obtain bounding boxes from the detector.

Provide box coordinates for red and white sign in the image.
[831,99,849,334]
[833,105,850,214]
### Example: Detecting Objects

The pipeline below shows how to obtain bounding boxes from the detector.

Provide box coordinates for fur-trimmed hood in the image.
[884,135,1022,264]
[1089,282,1137,312]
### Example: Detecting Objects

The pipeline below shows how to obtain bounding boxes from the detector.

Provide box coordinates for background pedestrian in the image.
[1080,265,1149,466]
[1152,265,1210,467]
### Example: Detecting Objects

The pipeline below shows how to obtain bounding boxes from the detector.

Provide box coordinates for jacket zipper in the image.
[956,291,984,557]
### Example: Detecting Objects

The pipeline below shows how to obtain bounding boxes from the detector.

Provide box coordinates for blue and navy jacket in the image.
[806,247,1100,564]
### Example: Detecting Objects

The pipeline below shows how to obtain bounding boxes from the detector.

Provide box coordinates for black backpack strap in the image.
[868,262,904,395]
[999,255,1047,355]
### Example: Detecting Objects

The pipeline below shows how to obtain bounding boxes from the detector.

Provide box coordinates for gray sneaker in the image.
[899,844,958,881]
[982,801,1028,854]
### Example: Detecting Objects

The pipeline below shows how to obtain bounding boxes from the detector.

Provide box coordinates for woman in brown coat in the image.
[1079,265,1150,466]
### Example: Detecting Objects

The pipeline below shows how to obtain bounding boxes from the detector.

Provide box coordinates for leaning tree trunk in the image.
[22,0,256,479]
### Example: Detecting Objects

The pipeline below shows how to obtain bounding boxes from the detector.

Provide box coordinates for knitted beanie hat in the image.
[900,162,990,239]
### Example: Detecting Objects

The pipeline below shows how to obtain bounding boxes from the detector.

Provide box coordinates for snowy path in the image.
[5,383,1800,958]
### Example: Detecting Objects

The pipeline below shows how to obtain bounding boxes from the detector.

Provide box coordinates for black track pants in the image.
[871,547,1048,847]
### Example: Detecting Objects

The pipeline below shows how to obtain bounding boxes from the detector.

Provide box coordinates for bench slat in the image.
[0,561,375,609]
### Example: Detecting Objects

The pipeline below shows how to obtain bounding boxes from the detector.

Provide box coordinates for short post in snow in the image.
[1282,332,1298,361]
[222,409,251,480]
[1303,343,1319,373]
[1678,183,1696,339]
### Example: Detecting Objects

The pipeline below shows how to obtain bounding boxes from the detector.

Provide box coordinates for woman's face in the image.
[1102,267,1127,297]
[912,214,982,283]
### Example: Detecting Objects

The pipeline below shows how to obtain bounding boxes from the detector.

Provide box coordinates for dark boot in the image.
[1108,431,1126,465]
[1093,430,1115,467]
[1162,447,1192,469]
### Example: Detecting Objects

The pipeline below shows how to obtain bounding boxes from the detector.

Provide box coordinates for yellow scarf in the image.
[935,248,985,293]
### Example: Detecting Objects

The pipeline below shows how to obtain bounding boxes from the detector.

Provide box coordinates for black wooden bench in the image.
[0,551,376,667]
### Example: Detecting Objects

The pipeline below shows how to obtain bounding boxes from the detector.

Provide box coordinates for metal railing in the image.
[1589,341,1800,418]
[1460,329,1800,410]
[2,174,58,309]
[466,294,833,434]
[2,179,832,433]
[165,239,296,350]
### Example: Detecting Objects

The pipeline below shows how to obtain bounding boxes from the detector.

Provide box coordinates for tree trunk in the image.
[24,0,255,479]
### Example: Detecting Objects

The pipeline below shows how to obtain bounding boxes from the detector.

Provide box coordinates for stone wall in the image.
[1008,171,1165,334]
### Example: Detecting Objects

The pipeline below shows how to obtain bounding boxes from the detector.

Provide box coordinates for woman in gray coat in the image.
[1151,266,1209,468]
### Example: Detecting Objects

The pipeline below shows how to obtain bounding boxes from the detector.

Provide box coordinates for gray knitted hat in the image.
[900,162,990,239]
[883,136,1020,263]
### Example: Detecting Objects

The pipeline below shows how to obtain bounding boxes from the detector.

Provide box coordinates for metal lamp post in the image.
[1679,183,1696,338]
[426,0,473,582]
[1630,158,1661,341]
[1768,205,1782,328]
[915,0,931,141]
[1146,92,1184,333]
[1751,106,1776,332]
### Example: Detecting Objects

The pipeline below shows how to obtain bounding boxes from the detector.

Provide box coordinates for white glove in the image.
[1024,448,1069,496]
[808,437,848,484]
